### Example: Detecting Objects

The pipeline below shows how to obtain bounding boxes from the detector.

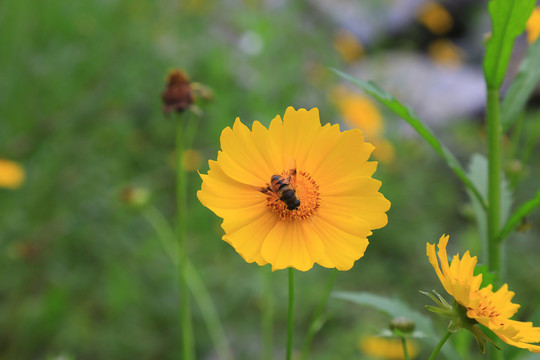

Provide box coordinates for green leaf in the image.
[498,188,540,241]
[466,154,512,251]
[483,0,536,88]
[474,264,496,288]
[501,39,540,132]
[333,291,459,358]
[332,68,487,210]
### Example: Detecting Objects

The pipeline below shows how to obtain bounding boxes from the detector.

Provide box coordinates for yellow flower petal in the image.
[261,220,325,271]
[527,7,540,44]
[223,211,278,266]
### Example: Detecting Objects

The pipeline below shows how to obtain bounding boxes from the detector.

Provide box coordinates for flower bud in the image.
[389,316,416,335]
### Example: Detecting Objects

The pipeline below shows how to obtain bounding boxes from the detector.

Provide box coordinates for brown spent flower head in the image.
[161,70,194,113]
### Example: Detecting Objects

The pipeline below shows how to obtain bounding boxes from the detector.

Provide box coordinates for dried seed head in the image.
[161,70,194,113]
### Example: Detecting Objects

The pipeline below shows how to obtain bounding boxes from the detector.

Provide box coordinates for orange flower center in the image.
[265,170,320,220]
[468,292,501,318]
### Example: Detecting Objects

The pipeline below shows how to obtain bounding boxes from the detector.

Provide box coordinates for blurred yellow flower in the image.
[527,7,540,44]
[332,87,395,163]
[417,1,453,35]
[360,336,419,359]
[428,39,463,67]
[182,149,203,172]
[427,235,540,352]
[333,28,365,63]
[0,159,25,189]
[373,140,395,164]
[198,107,390,271]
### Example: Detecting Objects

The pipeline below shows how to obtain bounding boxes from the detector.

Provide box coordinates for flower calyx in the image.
[421,290,501,354]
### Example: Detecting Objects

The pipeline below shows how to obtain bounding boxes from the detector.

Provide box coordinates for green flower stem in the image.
[287,268,295,360]
[143,206,233,360]
[428,330,452,360]
[487,87,502,283]
[184,114,199,151]
[400,337,410,360]
[300,269,338,360]
[177,116,195,360]
[261,268,274,360]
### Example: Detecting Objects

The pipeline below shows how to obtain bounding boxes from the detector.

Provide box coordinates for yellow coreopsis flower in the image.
[527,7,540,44]
[427,235,540,352]
[360,336,419,359]
[0,159,25,189]
[198,107,390,271]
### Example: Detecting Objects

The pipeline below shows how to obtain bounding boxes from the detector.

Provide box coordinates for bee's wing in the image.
[286,158,297,190]
[252,185,271,194]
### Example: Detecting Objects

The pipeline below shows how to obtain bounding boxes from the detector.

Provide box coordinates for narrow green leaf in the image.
[466,154,512,251]
[501,39,540,132]
[332,68,487,210]
[483,0,536,88]
[498,188,540,241]
[143,207,234,360]
[333,291,459,358]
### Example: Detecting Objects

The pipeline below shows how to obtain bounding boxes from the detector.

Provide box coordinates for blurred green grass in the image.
[2,0,540,359]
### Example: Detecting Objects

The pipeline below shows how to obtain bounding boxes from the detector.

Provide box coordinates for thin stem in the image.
[487,87,502,283]
[184,114,199,151]
[177,116,195,360]
[287,268,295,360]
[300,269,338,360]
[428,331,452,360]
[261,268,274,360]
[400,337,410,360]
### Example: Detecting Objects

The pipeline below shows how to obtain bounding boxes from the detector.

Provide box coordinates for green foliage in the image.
[332,68,487,211]
[501,40,540,132]
[466,154,512,251]
[333,291,459,358]
[474,265,497,288]
[498,188,540,242]
[483,0,536,88]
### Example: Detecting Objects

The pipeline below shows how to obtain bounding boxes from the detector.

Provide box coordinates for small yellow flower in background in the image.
[417,1,453,35]
[198,107,390,271]
[359,336,419,359]
[332,87,382,138]
[427,235,540,353]
[428,39,463,67]
[527,7,540,44]
[182,149,203,172]
[333,28,365,63]
[0,159,25,189]
[331,87,395,163]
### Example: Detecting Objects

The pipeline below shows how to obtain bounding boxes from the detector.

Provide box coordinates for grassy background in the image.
[2,0,540,359]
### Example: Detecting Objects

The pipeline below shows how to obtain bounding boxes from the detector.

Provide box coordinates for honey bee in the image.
[255,159,300,211]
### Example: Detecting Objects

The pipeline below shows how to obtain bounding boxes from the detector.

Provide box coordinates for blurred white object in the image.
[348,51,486,125]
